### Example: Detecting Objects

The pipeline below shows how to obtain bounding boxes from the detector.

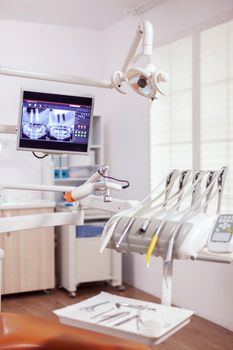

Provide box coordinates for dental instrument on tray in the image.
[90,302,156,320]
[97,311,130,324]
[114,313,144,329]
[114,302,156,312]
[79,301,110,312]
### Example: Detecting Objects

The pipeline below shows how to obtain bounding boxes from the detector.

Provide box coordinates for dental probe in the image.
[164,168,225,266]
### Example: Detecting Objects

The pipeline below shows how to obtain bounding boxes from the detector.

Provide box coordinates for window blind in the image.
[200,20,233,211]
[150,36,192,190]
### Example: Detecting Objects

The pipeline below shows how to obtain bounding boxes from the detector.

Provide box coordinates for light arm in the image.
[121,21,153,73]
[0,66,113,89]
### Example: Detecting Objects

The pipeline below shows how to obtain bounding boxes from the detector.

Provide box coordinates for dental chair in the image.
[0,312,149,350]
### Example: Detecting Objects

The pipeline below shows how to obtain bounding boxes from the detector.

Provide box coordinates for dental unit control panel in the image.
[208,214,233,253]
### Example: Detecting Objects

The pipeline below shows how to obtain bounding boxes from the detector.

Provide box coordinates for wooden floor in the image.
[1,282,233,350]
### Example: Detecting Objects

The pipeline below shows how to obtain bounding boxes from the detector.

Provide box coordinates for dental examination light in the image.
[0,21,167,101]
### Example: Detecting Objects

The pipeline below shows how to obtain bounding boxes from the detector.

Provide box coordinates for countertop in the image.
[0,200,56,210]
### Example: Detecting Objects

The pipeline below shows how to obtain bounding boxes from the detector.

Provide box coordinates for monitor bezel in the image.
[17,89,94,155]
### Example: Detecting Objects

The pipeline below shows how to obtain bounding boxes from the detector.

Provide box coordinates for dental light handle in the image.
[64,181,122,202]
[142,21,153,56]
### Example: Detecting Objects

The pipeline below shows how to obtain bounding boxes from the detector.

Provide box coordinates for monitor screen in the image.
[17,90,94,154]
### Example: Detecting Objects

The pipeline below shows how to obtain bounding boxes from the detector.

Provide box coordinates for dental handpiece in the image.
[149,170,209,266]
[191,171,205,206]
[203,171,215,213]
[176,170,192,209]
[216,167,228,214]
[163,170,179,206]
[165,168,225,265]
[142,170,192,227]
[116,217,135,248]
[145,171,204,266]
[140,170,180,233]
[101,170,188,254]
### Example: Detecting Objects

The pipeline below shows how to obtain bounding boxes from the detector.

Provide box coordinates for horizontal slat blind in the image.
[200,20,233,212]
[150,36,192,190]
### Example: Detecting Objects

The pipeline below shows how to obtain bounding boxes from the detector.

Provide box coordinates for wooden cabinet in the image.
[0,207,55,295]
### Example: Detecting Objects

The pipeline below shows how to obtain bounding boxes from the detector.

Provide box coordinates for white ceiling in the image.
[0,0,166,30]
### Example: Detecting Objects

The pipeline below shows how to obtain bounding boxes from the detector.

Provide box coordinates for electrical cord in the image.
[98,170,130,189]
[32,152,48,159]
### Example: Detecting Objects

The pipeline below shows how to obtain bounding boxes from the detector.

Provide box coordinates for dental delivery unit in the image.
[0,19,232,348]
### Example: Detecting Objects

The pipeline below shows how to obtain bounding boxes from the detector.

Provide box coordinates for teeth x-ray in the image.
[22,107,75,141]
[18,90,94,154]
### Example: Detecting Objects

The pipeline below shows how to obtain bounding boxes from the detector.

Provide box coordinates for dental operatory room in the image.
[0,0,233,349]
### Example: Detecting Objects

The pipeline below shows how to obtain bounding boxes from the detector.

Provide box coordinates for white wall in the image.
[0,19,105,202]
[104,0,233,330]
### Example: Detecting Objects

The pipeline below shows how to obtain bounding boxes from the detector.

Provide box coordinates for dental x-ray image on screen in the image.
[17,90,94,154]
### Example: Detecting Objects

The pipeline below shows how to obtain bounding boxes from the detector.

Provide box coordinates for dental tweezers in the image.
[97,311,130,323]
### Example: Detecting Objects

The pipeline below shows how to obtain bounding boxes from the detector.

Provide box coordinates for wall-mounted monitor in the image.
[17,90,94,154]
